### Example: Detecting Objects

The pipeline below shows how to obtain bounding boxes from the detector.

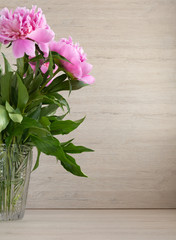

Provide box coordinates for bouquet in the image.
[0,6,94,220]
[0,5,94,176]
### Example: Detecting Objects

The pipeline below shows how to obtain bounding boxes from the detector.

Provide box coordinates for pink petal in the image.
[0,34,12,41]
[81,62,93,76]
[45,79,53,87]
[62,60,82,79]
[80,75,95,84]
[38,43,49,57]
[27,28,55,43]
[49,41,59,52]
[41,62,49,74]
[0,8,10,18]
[12,39,35,58]
[62,44,80,62]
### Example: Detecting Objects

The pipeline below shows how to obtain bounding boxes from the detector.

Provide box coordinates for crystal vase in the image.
[0,144,32,221]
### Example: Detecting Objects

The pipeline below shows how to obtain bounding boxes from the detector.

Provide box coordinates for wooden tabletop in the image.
[0,210,176,240]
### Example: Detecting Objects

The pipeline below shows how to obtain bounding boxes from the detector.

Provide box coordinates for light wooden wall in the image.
[1,0,176,208]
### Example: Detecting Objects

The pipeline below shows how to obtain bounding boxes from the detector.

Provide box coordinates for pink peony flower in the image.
[49,37,95,84]
[0,6,54,58]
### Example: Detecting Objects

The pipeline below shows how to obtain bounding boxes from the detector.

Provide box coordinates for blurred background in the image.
[0,0,176,208]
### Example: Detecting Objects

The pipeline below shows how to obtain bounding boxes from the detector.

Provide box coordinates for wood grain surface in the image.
[0,0,176,208]
[0,210,176,240]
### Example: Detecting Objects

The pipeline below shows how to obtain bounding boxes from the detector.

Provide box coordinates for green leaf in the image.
[28,128,49,138]
[0,105,10,132]
[25,98,43,113]
[47,112,68,121]
[6,117,49,145]
[42,95,61,106]
[63,143,94,154]
[61,153,87,177]
[41,68,50,85]
[27,104,42,120]
[29,72,43,93]
[28,90,43,103]
[42,93,69,113]
[48,93,70,112]
[40,104,58,117]
[55,80,88,92]
[30,134,87,177]
[29,55,44,62]
[9,113,23,123]
[11,73,18,103]
[23,73,33,89]
[17,57,26,77]
[1,72,13,103]
[5,101,14,113]
[5,101,23,123]
[48,51,54,79]
[44,74,67,93]
[17,73,29,111]
[61,138,74,147]
[40,116,51,130]
[32,149,41,171]
[51,51,71,63]
[26,63,34,76]
[68,78,72,96]
[30,135,59,155]
[21,117,49,133]
[2,53,13,73]
[50,117,85,135]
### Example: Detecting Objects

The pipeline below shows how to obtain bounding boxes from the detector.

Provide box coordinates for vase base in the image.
[0,211,25,221]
